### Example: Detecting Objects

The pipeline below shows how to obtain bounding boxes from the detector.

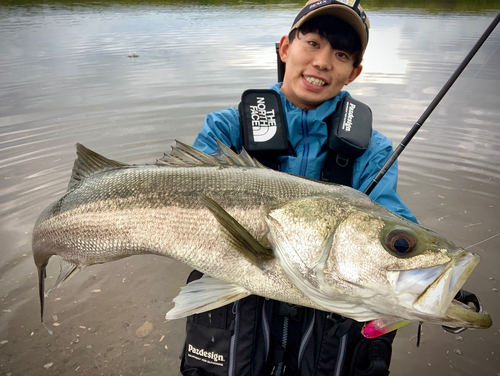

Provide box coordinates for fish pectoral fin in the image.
[199,195,273,268]
[165,276,250,320]
[362,317,411,338]
[47,259,82,294]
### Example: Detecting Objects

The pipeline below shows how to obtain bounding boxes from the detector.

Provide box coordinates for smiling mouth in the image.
[304,75,326,87]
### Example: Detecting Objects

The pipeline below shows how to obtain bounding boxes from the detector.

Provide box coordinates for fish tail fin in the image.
[37,259,81,322]
[36,257,82,324]
[37,264,47,322]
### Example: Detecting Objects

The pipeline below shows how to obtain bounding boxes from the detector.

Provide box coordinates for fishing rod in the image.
[364,11,500,196]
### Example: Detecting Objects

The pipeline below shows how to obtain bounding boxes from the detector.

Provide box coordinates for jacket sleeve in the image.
[352,131,418,223]
[192,108,242,154]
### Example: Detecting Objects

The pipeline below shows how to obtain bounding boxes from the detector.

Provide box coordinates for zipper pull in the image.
[232,301,239,315]
[230,301,239,333]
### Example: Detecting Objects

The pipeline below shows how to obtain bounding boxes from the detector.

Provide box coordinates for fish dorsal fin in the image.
[211,139,260,167]
[69,143,129,189]
[156,139,262,168]
[157,140,221,167]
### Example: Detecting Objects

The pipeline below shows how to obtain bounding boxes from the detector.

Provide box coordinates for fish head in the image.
[266,196,492,329]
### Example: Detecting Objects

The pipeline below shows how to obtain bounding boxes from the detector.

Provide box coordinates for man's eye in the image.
[308,41,319,48]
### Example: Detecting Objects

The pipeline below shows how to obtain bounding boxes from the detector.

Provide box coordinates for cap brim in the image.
[291,5,368,52]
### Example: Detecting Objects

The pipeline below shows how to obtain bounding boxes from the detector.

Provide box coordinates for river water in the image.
[0,1,499,375]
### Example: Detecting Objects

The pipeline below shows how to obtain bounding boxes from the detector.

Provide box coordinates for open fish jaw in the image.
[390,250,484,324]
[444,301,492,329]
[412,251,478,316]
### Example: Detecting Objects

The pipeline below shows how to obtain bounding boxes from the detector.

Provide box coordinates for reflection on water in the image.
[0,1,499,375]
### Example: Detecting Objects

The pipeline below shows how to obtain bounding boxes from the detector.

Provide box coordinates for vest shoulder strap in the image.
[238,90,372,186]
[320,96,372,185]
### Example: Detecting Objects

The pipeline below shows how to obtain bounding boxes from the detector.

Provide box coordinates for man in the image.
[180,1,416,375]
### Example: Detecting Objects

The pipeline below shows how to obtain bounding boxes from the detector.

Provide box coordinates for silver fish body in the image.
[32,142,492,334]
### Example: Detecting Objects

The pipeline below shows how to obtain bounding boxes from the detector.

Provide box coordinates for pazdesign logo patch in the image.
[187,344,226,367]
[342,102,356,132]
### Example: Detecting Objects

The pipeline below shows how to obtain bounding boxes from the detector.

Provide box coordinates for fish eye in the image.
[385,230,417,256]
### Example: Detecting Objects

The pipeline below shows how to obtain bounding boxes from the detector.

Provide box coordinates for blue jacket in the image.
[193,83,417,223]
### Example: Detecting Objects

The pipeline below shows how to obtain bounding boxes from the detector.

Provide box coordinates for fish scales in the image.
[33,163,353,308]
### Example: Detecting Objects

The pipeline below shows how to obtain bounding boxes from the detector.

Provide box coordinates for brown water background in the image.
[0,0,499,375]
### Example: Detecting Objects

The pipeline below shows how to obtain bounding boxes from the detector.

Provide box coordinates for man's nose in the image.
[312,48,333,70]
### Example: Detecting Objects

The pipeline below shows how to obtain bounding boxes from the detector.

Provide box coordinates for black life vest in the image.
[180,272,395,376]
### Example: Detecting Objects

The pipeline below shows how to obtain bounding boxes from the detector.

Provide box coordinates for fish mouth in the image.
[390,250,490,326]
[443,299,492,329]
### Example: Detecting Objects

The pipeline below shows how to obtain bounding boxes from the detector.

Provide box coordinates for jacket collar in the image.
[270,82,350,120]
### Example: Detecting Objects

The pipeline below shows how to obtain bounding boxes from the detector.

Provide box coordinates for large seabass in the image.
[32,141,492,337]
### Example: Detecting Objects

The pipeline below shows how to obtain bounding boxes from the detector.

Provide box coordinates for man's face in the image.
[279,30,362,110]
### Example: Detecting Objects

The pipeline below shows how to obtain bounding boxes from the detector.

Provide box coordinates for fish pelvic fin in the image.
[156,139,262,168]
[165,275,250,320]
[47,259,82,295]
[199,195,274,268]
[69,143,129,189]
[362,317,411,338]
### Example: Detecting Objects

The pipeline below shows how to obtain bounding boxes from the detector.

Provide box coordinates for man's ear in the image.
[279,35,290,63]
[346,65,363,85]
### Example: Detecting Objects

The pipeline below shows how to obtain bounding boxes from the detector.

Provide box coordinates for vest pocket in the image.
[182,310,233,375]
